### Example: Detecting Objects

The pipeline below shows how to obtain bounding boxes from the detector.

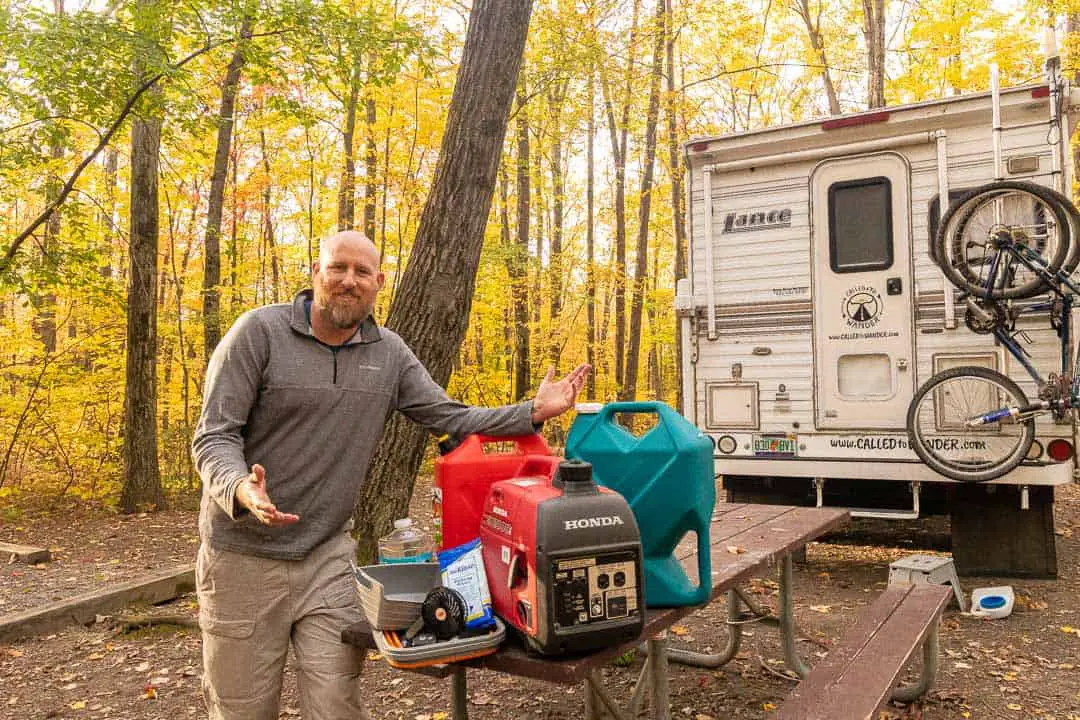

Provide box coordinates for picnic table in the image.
[343,503,850,719]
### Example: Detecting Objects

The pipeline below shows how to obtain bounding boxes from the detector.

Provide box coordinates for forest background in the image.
[1,0,1077,538]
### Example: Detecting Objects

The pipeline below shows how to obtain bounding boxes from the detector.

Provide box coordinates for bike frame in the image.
[981,238,1080,408]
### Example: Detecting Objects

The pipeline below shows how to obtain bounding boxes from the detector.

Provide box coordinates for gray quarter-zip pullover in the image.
[192,289,536,560]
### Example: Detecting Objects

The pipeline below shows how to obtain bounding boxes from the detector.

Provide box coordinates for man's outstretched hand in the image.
[235,464,300,526]
[530,364,592,423]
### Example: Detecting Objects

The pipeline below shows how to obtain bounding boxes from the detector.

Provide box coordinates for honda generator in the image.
[479,460,645,655]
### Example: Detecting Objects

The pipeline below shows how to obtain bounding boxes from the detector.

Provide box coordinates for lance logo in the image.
[842,286,883,329]
[721,207,792,233]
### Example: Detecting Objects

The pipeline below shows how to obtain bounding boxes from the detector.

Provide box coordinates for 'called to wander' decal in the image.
[842,286,883,328]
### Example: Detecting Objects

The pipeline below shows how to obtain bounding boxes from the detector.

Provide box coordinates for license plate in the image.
[753,434,798,457]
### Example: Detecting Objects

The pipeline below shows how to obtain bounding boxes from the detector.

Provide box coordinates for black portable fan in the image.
[420,586,467,640]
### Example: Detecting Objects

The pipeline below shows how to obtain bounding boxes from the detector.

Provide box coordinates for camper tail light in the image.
[1025,439,1044,461]
[1046,439,1074,462]
[717,435,737,454]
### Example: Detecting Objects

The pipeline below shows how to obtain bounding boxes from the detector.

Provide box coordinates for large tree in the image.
[352,0,535,563]
[862,0,886,107]
[665,0,687,410]
[203,13,252,362]
[510,86,532,402]
[120,0,167,513]
[790,0,842,115]
[621,0,665,401]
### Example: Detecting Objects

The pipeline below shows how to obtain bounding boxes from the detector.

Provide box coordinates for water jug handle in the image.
[595,401,676,423]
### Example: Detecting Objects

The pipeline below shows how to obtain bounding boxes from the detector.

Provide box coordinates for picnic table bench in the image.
[343,503,952,719]
[777,582,953,720]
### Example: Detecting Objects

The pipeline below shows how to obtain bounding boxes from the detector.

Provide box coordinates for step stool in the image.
[888,554,966,611]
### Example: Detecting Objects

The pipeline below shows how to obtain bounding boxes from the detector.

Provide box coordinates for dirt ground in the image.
[1,482,1079,720]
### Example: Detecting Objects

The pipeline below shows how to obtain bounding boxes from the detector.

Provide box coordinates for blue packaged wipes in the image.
[437,538,496,631]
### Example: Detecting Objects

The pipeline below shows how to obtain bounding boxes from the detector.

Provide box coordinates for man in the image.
[192,230,589,719]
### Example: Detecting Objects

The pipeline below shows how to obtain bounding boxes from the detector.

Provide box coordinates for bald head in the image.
[320,230,380,269]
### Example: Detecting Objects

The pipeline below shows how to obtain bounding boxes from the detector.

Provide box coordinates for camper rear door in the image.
[811,152,916,430]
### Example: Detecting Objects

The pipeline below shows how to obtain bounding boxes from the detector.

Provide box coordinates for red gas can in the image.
[432,434,560,550]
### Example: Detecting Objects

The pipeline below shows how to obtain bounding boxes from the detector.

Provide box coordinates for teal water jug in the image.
[566,401,715,607]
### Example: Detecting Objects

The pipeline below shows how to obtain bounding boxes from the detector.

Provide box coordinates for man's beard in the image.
[314,286,369,329]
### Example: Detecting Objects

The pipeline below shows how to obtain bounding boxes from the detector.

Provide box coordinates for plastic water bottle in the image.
[377,518,435,564]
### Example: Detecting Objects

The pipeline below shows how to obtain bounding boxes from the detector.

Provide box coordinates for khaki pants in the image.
[196,531,368,720]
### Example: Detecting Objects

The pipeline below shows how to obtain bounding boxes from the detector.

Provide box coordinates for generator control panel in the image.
[551,550,640,628]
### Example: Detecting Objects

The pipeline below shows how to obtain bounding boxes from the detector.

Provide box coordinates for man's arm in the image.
[392,336,589,436]
[394,345,536,437]
[191,311,268,520]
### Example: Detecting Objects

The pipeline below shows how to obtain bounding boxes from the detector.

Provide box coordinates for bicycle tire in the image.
[906,365,1035,482]
[934,181,1071,299]
[994,182,1080,275]
[1042,184,1080,275]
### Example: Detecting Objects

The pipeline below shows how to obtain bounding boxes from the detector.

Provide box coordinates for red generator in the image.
[479,460,645,655]
[433,434,561,550]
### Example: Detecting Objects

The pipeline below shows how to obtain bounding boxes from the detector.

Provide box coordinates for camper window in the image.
[828,177,893,273]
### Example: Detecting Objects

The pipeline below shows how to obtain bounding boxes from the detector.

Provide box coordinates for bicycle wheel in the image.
[906,365,1035,482]
[994,182,1080,275]
[1044,184,1080,275]
[934,181,1071,299]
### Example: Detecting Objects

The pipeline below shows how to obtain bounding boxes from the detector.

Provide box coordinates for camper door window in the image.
[828,177,893,273]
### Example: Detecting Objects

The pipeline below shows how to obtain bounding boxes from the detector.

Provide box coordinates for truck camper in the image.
[676,61,1079,576]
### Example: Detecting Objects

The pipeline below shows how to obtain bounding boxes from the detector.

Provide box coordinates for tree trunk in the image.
[793,0,841,115]
[352,0,535,565]
[229,143,241,312]
[647,241,662,398]
[1071,15,1080,192]
[338,58,361,230]
[33,0,63,355]
[203,14,251,364]
[665,0,686,411]
[586,69,597,402]
[622,0,664,401]
[499,167,514,397]
[364,83,378,240]
[530,146,544,329]
[102,148,118,278]
[260,128,279,303]
[547,83,566,368]
[862,0,886,108]
[598,0,640,393]
[34,140,62,354]
[306,127,316,269]
[121,0,166,513]
[511,87,532,402]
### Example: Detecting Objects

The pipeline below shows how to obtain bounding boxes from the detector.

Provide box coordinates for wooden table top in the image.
[343,504,850,684]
